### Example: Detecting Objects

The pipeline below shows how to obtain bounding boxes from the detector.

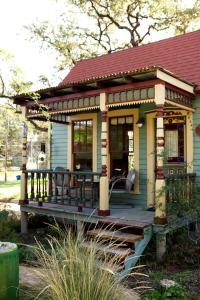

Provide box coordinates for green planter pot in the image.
[0,242,19,300]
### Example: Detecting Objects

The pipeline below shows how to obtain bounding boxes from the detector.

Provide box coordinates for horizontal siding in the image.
[193,95,200,197]
[51,123,68,169]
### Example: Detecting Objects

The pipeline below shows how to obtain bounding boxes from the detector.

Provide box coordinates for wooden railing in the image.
[165,173,196,214]
[23,169,101,210]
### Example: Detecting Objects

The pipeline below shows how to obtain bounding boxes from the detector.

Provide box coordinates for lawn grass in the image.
[0,179,21,202]
[0,170,21,182]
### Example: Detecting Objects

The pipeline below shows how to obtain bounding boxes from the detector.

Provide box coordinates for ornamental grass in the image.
[34,224,137,300]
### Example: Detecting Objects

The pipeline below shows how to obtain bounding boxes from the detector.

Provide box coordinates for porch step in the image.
[82,241,134,259]
[87,229,143,244]
[98,218,151,230]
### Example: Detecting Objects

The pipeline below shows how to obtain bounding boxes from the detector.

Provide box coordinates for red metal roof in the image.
[60,30,200,90]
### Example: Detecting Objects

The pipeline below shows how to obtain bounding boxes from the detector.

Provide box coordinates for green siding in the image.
[51,123,68,169]
[50,104,156,207]
[193,94,200,193]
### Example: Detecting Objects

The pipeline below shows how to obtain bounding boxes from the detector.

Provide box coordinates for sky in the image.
[0,0,66,87]
[0,0,197,90]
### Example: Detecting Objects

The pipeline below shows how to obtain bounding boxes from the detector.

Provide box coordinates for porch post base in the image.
[156,233,167,262]
[21,211,28,234]
[154,217,167,225]
[98,209,110,216]
[19,200,29,205]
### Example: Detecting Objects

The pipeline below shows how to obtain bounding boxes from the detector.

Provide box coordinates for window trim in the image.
[72,119,93,171]
[67,113,97,172]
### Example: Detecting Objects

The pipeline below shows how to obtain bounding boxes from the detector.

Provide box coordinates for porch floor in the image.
[21,202,154,227]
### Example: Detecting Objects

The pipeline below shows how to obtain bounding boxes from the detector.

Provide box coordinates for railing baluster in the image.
[54,173,58,203]
[42,172,45,202]
[30,172,35,200]
[48,172,53,202]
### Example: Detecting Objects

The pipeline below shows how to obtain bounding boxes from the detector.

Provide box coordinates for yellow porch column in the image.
[154,84,167,224]
[19,107,28,205]
[98,93,110,216]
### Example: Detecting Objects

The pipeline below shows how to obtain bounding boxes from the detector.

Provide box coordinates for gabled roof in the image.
[60,30,200,91]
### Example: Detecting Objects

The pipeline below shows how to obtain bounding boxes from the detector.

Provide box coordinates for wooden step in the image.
[98,218,151,229]
[87,229,143,243]
[82,241,134,259]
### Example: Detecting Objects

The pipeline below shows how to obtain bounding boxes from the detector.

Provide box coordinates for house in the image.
[14,30,200,276]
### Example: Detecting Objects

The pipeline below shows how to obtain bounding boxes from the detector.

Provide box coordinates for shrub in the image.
[143,283,187,300]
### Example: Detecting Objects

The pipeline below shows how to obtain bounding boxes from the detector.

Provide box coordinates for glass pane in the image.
[165,130,178,159]
[126,116,133,124]
[118,117,125,124]
[111,118,117,125]
[73,122,79,152]
[86,121,93,152]
[73,119,93,170]
[74,153,92,171]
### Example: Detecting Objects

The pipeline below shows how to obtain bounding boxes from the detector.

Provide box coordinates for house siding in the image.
[50,123,68,169]
[50,104,157,207]
[193,94,200,189]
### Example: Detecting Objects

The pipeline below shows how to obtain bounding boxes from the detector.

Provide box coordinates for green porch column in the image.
[98,93,110,216]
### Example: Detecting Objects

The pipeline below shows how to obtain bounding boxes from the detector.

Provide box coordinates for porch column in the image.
[98,93,110,216]
[154,84,167,225]
[19,107,28,205]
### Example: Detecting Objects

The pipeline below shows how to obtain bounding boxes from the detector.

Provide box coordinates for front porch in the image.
[14,66,200,266]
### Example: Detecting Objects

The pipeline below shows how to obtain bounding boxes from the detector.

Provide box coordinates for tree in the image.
[0,104,22,182]
[0,49,49,181]
[27,0,200,71]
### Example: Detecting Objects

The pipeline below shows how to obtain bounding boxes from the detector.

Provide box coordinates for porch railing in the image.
[165,173,196,214]
[23,169,101,210]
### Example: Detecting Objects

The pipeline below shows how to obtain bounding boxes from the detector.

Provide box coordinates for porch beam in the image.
[157,69,194,94]
[98,93,110,216]
[154,84,167,225]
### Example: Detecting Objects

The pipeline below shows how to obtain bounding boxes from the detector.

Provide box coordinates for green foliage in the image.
[162,284,187,299]
[143,284,187,300]
[27,0,200,71]
[143,290,162,300]
[0,48,32,98]
[172,270,192,285]
[0,210,20,242]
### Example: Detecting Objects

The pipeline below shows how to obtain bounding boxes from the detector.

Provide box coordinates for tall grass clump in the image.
[34,225,135,300]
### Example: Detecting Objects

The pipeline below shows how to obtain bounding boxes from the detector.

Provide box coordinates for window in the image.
[165,123,185,163]
[73,120,93,170]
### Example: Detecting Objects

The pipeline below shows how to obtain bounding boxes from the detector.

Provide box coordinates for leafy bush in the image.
[162,284,187,299]
[0,210,20,242]
[143,284,187,300]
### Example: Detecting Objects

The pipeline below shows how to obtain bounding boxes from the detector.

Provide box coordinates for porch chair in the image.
[109,169,136,201]
[53,166,70,196]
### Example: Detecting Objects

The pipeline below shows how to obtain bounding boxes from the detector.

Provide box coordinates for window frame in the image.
[72,119,93,171]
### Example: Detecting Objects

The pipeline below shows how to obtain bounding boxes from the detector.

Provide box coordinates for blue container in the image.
[16,175,21,181]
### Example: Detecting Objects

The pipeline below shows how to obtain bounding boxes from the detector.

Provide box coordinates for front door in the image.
[109,116,134,182]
